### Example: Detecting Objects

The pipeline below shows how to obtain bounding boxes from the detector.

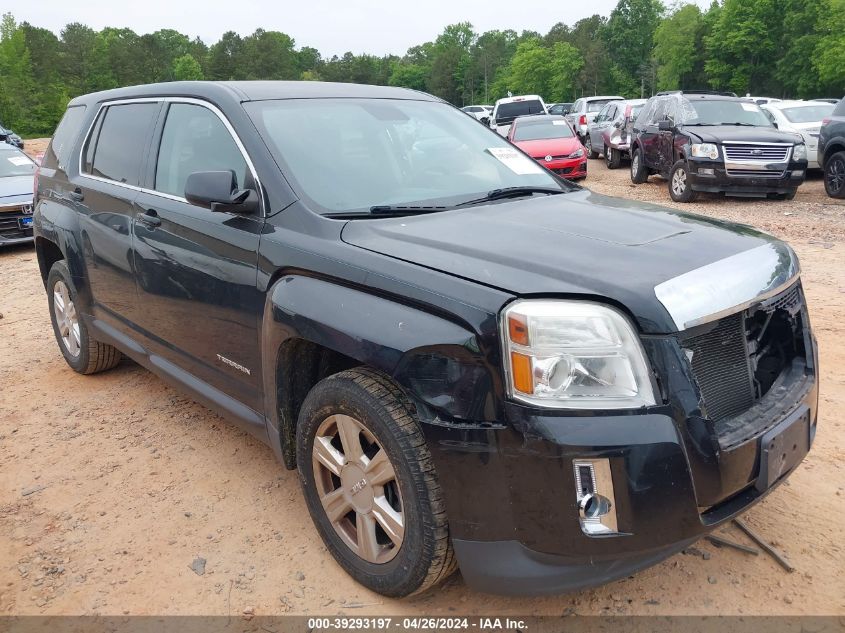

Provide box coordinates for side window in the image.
[652,98,668,124]
[154,103,248,199]
[762,109,775,124]
[87,103,160,186]
[636,99,657,127]
[573,100,583,113]
[46,105,87,170]
[607,105,617,121]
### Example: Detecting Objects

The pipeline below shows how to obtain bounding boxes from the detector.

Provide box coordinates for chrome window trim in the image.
[654,242,800,331]
[77,96,265,216]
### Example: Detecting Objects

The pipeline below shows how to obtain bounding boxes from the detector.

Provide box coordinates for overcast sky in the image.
[6,0,711,57]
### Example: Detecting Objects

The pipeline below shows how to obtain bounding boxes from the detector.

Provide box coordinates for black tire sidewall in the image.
[46,261,92,372]
[825,152,845,198]
[669,160,697,202]
[296,374,432,597]
[631,148,647,183]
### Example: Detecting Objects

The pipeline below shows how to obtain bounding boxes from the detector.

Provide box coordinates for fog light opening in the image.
[579,493,611,519]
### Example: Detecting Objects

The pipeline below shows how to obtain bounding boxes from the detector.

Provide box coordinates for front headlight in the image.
[792,143,807,161]
[690,143,719,159]
[569,148,585,159]
[501,300,656,409]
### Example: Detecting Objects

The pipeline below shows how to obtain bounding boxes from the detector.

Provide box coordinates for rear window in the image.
[86,103,159,186]
[46,105,87,170]
[781,104,834,123]
[496,100,545,123]
[587,100,618,113]
[512,120,575,142]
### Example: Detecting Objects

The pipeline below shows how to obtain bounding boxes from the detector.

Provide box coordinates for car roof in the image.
[68,81,440,107]
[495,95,543,105]
[513,114,566,125]
[582,95,624,101]
[766,100,829,109]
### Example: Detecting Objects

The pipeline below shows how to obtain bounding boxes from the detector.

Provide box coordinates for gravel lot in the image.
[1,142,844,616]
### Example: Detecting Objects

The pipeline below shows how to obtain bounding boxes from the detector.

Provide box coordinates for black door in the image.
[131,101,265,412]
[642,98,667,169]
[76,101,161,329]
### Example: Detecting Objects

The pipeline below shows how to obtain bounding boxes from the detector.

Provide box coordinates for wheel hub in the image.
[312,414,405,564]
[53,280,81,357]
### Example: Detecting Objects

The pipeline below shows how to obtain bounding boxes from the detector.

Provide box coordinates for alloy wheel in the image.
[312,414,404,564]
[828,157,845,194]
[631,153,639,176]
[53,280,81,357]
[672,168,687,196]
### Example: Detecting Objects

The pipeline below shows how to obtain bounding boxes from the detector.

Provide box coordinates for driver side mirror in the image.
[480,116,490,126]
[184,170,258,214]
[658,119,673,131]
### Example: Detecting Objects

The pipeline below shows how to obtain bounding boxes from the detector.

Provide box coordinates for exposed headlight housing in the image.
[690,143,719,160]
[792,143,807,161]
[501,300,656,409]
[569,148,585,159]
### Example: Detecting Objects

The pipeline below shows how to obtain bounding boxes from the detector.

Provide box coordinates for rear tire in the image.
[606,145,621,169]
[584,135,600,160]
[47,261,122,374]
[296,367,455,597]
[824,151,845,198]
[630,147,648,184]
[668,160,699,203]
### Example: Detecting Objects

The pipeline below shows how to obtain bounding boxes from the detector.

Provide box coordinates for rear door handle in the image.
[70,188,84,202]
[136,209,161,228]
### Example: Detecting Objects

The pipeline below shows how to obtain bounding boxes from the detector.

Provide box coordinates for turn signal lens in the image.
[508,313,529,345]
[510,352,533,394]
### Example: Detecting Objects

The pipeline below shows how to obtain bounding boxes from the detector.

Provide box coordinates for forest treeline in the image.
[0,0,843,136]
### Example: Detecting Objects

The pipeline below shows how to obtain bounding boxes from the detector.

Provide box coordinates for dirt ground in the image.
[1,141,844,617]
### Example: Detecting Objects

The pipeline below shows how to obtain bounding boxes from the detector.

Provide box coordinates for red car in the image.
[507,115,587,180]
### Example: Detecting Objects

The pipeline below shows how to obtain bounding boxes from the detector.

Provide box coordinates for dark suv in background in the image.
[630,91,808,202]
[33,81,817,598]
[818,97,845,198]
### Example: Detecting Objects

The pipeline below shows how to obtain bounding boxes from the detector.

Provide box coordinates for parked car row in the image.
[0,123,24,150]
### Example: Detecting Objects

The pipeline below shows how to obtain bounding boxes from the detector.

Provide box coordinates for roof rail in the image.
[656,90,738,98]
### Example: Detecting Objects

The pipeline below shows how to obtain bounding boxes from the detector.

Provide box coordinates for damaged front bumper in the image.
[422,314,818,596]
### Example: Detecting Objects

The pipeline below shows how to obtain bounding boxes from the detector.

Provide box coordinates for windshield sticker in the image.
[8,156,31,166]
[741,103,757,112]
[486,147,544,175]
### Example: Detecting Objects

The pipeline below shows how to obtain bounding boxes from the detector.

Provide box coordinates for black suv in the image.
[630,91,808,202]
[818,97,845,198]
[34,82,817,597]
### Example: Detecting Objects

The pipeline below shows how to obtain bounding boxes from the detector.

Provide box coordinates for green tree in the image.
[604,0,664,92]
[241,29,297,80]
[172,54,203,80]
[0,13,38,134]
[704,0,782,95]
[653,3,704,91]
[813,0,845,95]
[207,31,243,80]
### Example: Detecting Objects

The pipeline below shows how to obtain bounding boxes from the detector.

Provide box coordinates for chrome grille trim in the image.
[654,242,800,331]
[723,143,791,162]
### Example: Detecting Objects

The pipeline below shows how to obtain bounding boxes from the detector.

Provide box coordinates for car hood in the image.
[0,175,34,203]
[341,189,784,333]
[683,125,802,145]
[513,137,581,157]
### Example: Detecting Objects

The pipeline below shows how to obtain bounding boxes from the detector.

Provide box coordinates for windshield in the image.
[680,99,772,126]
[245,99,565,214]
[0,151,35,177]
[587,100,619,113]
[513,119,575,141]
[495,100,545,123]
[780,104,834,124]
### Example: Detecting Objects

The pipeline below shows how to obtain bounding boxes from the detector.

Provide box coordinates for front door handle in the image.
[136,209,161,228]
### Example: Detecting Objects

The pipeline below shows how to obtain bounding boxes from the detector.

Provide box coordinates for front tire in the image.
[669,160,699,202]
[824,151,845,198]
[606,145,621,169]
[47,261,122,374]
[296,368,455,597]
[630,147,648,183]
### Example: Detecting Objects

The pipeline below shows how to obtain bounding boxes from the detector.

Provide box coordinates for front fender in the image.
[261,274,502,467]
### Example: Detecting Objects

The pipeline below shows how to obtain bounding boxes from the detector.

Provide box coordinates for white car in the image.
[488,95,547,137]
[565,96,624,140]
[762,100,836,169]
[743,96,782,106]
[461,105,492,121]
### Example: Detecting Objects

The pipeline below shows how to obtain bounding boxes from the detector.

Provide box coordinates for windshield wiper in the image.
[369,204,449,215]
[718,122,758,126]
[454,186,566,208]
